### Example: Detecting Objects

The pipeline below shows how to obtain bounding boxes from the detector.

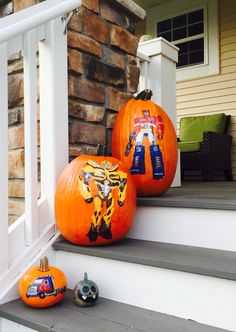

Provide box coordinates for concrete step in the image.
[0,290,230,332]
[53,238,236,331]
[129,205,236,251]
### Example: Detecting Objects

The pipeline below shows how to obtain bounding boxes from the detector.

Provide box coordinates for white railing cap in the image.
[137,51,151,63]
[138,37,179,63]
[0,0,82,44]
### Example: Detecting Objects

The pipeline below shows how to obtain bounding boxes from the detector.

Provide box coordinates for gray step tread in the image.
[137,196,236,210]
[137,182,236,210]
[0,290,230,332]
[53,238,236,281]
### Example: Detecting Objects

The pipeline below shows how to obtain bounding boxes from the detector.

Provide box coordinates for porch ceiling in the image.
[134,0,170,10]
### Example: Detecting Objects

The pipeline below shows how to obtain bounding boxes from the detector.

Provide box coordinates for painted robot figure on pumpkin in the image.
[78,160,128,242]
[125,110,165,179]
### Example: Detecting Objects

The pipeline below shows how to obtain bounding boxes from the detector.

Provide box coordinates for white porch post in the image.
[39,17,69,223]
[138,37,180,186]
[138,37,178,128]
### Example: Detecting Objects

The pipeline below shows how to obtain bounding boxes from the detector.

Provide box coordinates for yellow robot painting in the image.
[78,160,128,242]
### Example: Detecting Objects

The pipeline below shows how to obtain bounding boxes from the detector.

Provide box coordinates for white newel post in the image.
[138,37,178,127]
[39,17,69,223]
[138,37,181,187]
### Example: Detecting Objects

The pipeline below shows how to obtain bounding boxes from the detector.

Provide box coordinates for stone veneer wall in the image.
[1,0,143,223]
[67,0,141,158]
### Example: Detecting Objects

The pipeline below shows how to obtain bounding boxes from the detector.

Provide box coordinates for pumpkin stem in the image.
[84,272,88,281]
[136,89,153,101]
[96,144,107,156]
[40,256,49,272]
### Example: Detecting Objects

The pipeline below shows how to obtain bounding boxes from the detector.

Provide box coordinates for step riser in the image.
[0,318,36,332]
[55,251,236,331]
[129,207,236,251]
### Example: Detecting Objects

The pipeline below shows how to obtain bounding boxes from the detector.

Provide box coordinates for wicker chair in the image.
[180,115,233,181]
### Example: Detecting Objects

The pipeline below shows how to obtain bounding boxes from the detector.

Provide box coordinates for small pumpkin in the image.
[73,273,99,307]
[19,257,67,308]
[112,89,178,196]
[55,154,136,246]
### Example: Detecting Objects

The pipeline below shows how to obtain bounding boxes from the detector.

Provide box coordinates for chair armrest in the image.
[201,131,232,157]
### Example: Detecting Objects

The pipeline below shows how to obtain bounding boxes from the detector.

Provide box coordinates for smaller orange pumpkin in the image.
[19,257,67,308]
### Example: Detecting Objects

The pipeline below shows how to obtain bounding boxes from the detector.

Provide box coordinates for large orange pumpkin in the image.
[19,257,67,308]
[55,155,136,246]
[112,90,178,196]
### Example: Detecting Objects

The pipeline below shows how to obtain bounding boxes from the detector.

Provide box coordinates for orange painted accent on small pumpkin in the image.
[19,257,67,308]
[112,89,178,197]
[55,155,136,246]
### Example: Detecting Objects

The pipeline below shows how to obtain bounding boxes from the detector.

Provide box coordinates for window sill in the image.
[177,61,220,82]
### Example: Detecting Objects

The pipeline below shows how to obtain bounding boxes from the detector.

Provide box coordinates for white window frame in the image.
[146,0,219,82]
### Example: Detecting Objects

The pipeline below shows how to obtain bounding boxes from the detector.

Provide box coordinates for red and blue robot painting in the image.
[125,109,165,180]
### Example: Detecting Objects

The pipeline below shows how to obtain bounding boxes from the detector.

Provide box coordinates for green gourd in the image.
[73,273,99,307]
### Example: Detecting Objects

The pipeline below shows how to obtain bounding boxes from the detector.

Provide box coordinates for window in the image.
[146,0,219,81]
[157,9,205,68]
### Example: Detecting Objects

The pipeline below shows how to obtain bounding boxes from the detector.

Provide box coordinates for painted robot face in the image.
[143,110,150,116]
[73,273,99,307]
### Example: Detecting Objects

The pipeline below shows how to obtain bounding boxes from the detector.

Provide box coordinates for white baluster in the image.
[0,42,9,273]
[23,30,38,246]
[39,18,68,223]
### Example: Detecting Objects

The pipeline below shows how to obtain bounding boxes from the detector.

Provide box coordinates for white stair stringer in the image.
[129,206,236,251]
[55,250,236,332]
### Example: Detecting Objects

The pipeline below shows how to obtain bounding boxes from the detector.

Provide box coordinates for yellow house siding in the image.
[177,0,236,179]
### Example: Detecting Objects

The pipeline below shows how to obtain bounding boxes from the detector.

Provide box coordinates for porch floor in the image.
[137,182,236,210]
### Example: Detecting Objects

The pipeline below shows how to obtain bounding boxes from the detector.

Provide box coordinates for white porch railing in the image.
[0,0,81,302]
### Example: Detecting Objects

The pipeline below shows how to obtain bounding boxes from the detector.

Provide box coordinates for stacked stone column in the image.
[68,0,141,158]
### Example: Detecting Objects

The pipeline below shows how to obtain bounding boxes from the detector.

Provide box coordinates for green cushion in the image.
[178,141,201,152]
[179,113,227,142]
